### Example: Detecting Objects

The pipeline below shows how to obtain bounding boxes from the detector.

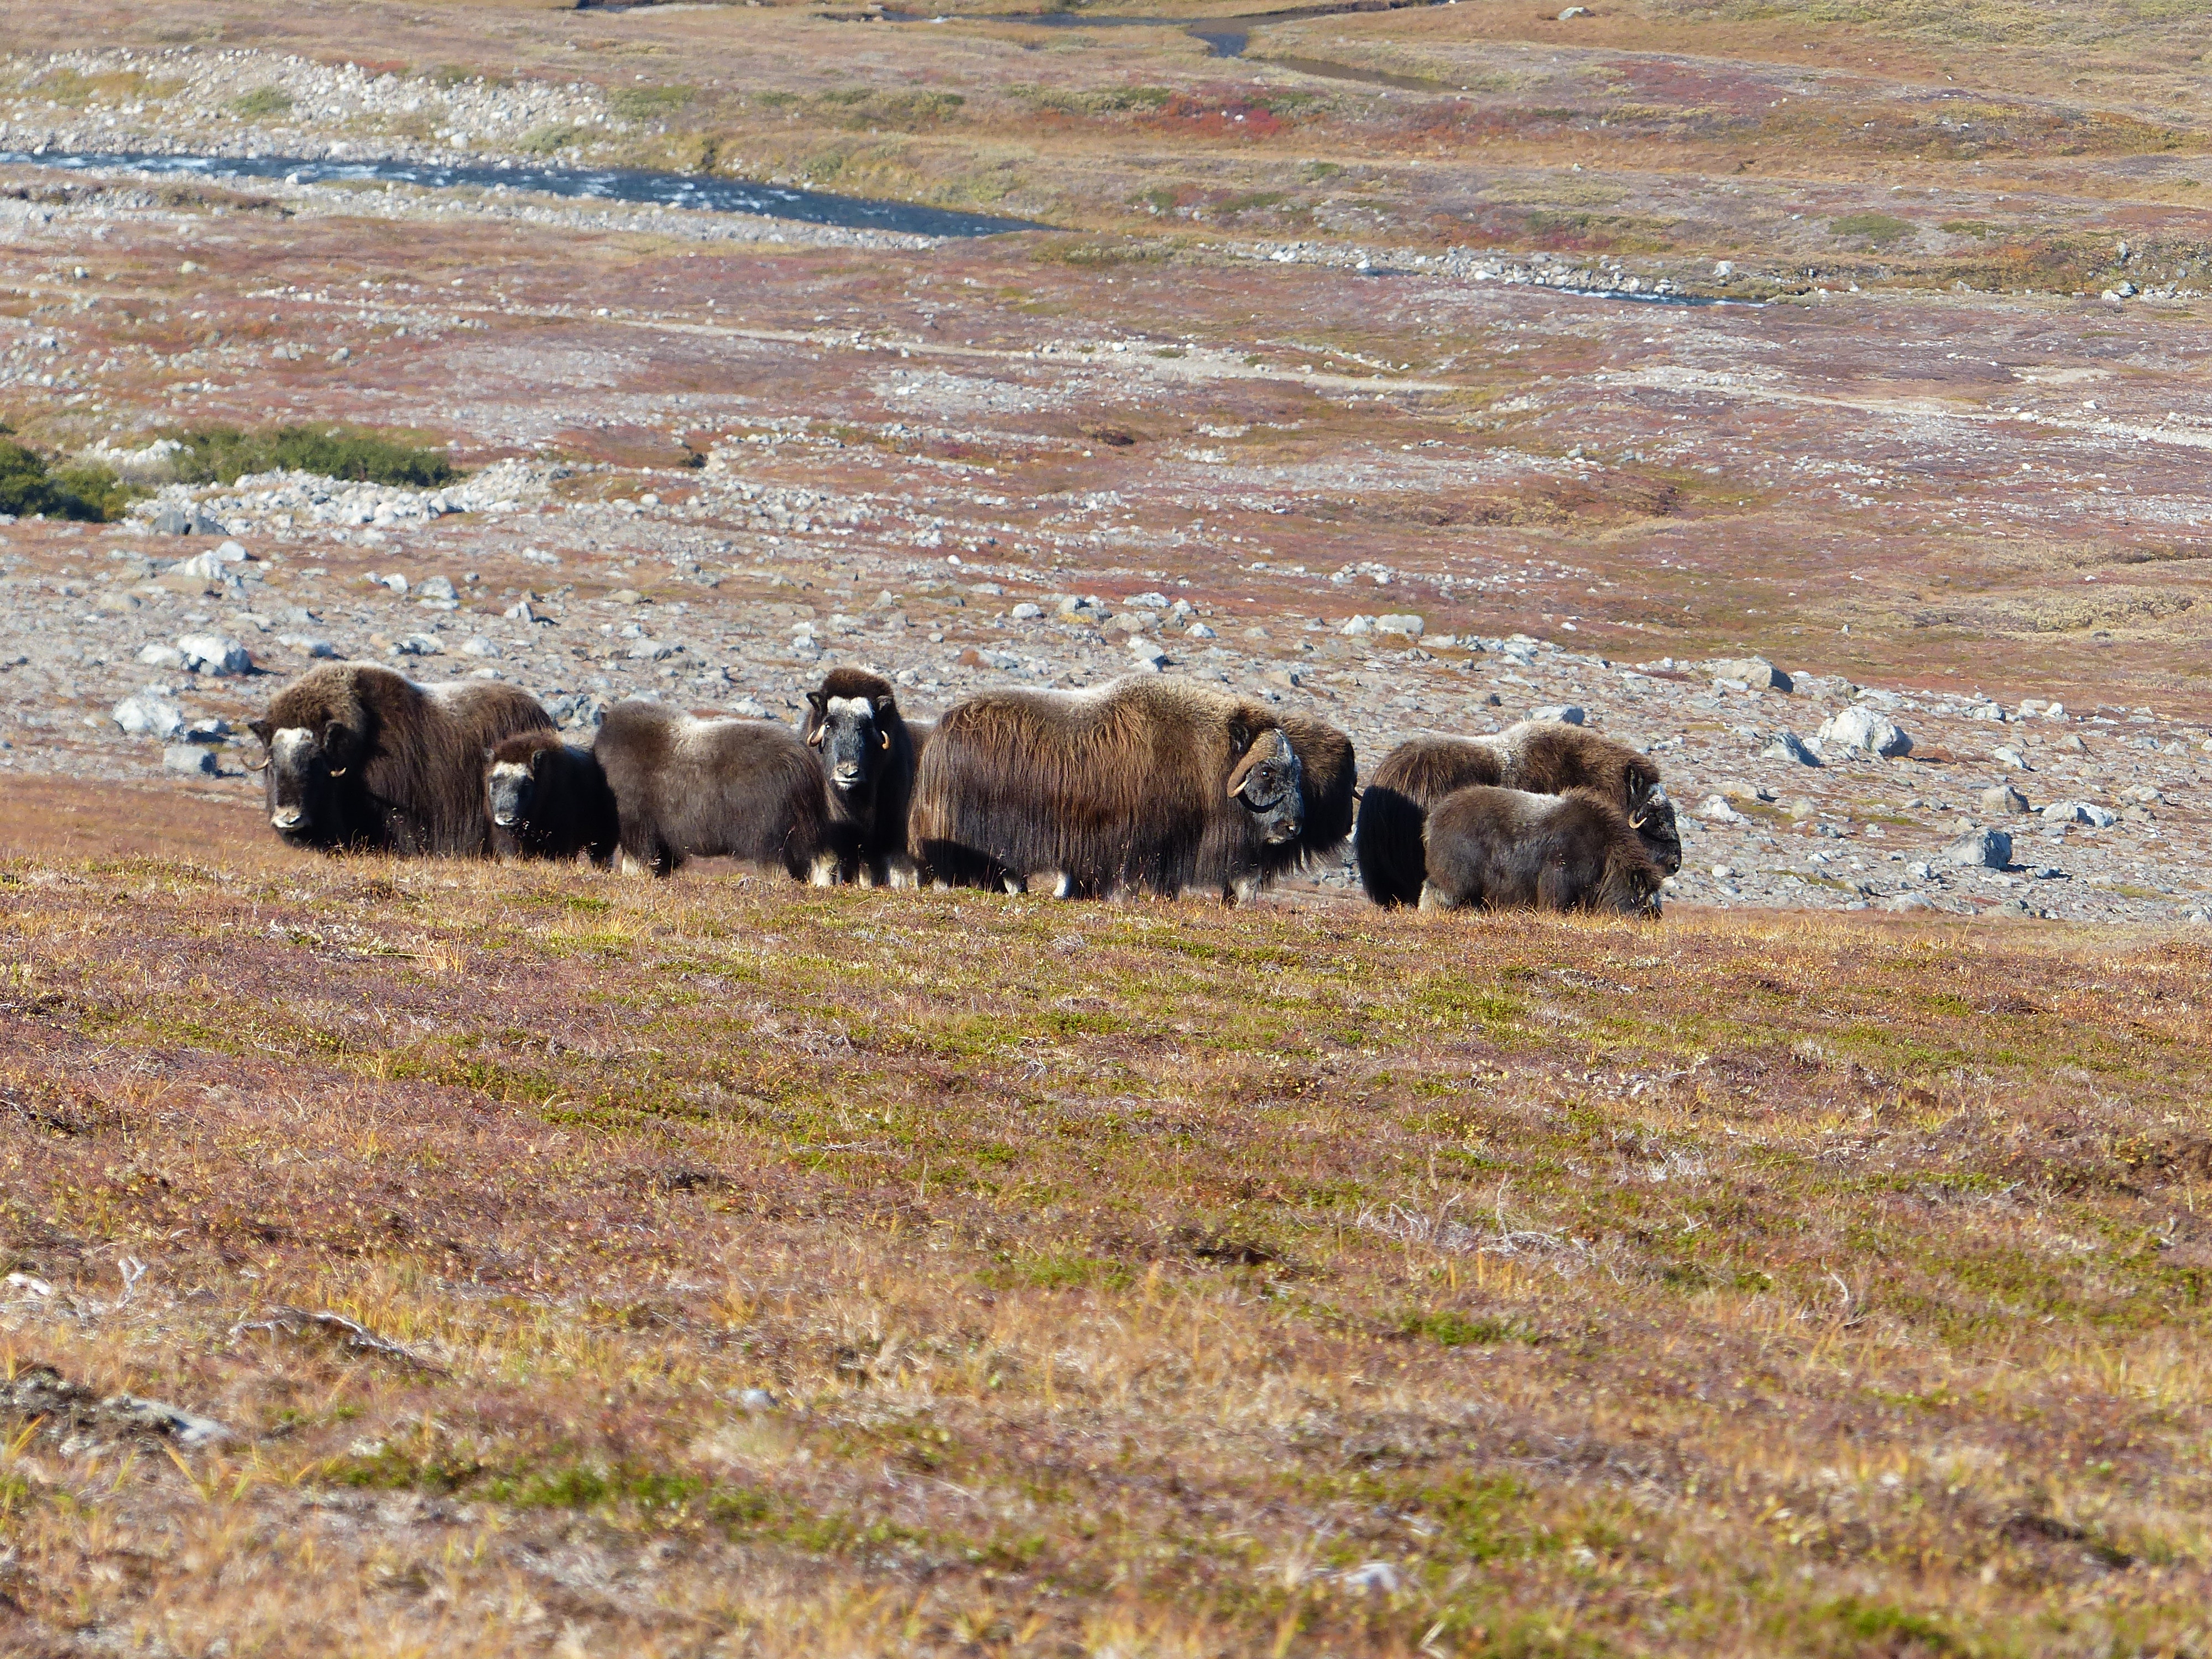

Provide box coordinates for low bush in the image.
[166,425,460,488]
[0,441,134,521]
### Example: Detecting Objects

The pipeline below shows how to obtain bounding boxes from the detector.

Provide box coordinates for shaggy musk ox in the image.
[593,699,830,879]
[802,667,920,887]
[247,663,552,854]
[1354,723,1672,906]
[484,731,620,868]
[1421,785,1666,917]
[909,676,1349,901]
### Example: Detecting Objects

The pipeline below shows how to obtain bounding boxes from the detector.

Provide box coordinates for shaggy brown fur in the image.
[909,676,1305,900]
[1354,724,1670,906]
[802,667,920,887]
[485,731,620,868]
[593,700,830,880]
[247,663,551,855]
[1421,785,1665,916]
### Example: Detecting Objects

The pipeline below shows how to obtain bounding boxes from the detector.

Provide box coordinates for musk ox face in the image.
[1629,790,1683,876]
[486,751,537,831]
[805,691,891,799]
[247,718,353,841]
[1227,727,1305,845]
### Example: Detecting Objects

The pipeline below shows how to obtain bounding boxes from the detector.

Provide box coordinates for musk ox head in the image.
[485,741,546,832]
[804,687,895,800]
[246,716,359,843]
[1227,726,1305,844]
[1629,788,1682,877]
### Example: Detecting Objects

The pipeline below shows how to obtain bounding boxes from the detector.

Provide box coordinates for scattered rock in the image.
[1698,794,1746,825]
[137,643,185,668]
[163,744,218,776]
[1530,705,1585,726]
[1374,614,1425,638]
[1981,784,2030,816]
[176,633,252,676]
[1010,602,1044,620]
[112,693,185,740]
[608,588,644,606]
[1763,731,1820,766]
[417,575,459,607]
[1817,706,1912,758]
[1186,622,1217,639]
[1708,656,1792,692]
[1945,827,2013,869]
[279,634,339,658]
[1993,745,2029,771]
[393,634,444,657]
[460,636,499,658]
[2041,800,2116,828]
[1883,891,1937,912]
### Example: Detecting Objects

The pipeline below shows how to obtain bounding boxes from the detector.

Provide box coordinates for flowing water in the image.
[0,147,1044,239]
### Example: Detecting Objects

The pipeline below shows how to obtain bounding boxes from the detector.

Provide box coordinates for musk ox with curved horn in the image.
[1354,723,1672,906]
[484,731,621,868]
[246,662,552,854]
[593,699,831,880]
[802,666,921,888]
[1421,785,1666,917]
[909,676,1316,901]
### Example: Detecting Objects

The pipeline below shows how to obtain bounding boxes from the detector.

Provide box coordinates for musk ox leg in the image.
[619,851,649,878]
[883,853,920,890]
[1229,872,1264,906]
[1417,881,1454,912]
[1001,872,1028,896]
[809,851,841,888]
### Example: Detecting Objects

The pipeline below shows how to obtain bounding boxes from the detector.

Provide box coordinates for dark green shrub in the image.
[0,441,132,521]
[169,425,459,488]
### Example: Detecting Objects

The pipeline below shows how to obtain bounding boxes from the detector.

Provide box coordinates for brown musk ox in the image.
[908,675,1313,901]
[801,666,921,888]
[1420,785,1666,917]
[246,662,552,855]
[484,731,621,868]
[593,698,831,880]
[1354,723,1671,906]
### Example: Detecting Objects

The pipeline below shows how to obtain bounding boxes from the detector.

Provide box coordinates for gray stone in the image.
[1992,746,2029,771]
[1945,827,2012,869]
[416,575,459,607]
[279,634,338,659]
[1530,705,1585,726]
[1708,656,1792,692]
[1762,730,1820,766]
[112,693,185,740]
[1980,784,2029,816]
[2041,800,2116,828]
[137,643,185,668]
[163,744,218,776]
[460,636,500,659]
[1010,602,1044,620]
[1697,794,1746,825]
[153,506,191,536]
[1817,705,1912,758]
[1186,622,1217,639]
[1374,613,1425,638]
[176,633,252,676]
[1882,891,1937,912]
[393,634,444,657]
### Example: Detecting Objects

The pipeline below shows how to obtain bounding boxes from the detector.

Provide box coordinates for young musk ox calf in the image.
[801,666,921,887]
[247,662,552,854]
[1354,724,1674,906]
[1420,785,1666,917]
[593,699,831,880]
[484,731,620,868]
[909,675,1327,901]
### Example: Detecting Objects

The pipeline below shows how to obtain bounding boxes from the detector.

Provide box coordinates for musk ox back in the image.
[1354,724,1671,906]
[247,662,552,855]
[909,676,1305,901]
[593,700,830,880]
[486,731,620,868]
[802,666,919,887]
[1421,785,1665,917]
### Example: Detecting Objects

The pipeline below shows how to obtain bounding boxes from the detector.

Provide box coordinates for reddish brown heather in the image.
[4,776,2212,1656]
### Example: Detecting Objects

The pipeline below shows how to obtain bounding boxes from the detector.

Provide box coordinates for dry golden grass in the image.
[3,778,2211,1654]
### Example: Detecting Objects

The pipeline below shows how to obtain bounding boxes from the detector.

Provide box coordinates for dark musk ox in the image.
[593,699,831,880]
[908,676,1339,902]
[1354,723,1672,906]
[801,666,921,888]
[246,662,552,854]
[484,731,620,868]
[1420,785,1666,917]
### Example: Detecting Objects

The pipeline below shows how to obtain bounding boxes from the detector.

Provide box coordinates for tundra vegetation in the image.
[2,785,2211,1653]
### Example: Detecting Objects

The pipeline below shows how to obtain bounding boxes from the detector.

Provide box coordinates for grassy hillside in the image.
[3,778,2210,1653]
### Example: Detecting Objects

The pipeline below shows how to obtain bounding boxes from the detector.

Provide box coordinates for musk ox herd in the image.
[246,661,1683,916]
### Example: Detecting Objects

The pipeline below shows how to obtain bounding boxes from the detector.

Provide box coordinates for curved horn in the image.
[879,728,893,750]
[327,766,348,779]
[242,754,269,773]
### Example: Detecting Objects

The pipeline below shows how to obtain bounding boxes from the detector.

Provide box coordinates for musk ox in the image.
[1354,724,1671,906]
[484,731,620,868]
[246,662,552,854]
[802,667,921,888]
[909,676,1314,901]
[1421,785,1666,917]
[593,699,831,880]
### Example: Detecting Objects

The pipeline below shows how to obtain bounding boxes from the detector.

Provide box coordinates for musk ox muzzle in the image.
[487,758,533,830]
[253,724,347,839]
[806,692,891,800]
